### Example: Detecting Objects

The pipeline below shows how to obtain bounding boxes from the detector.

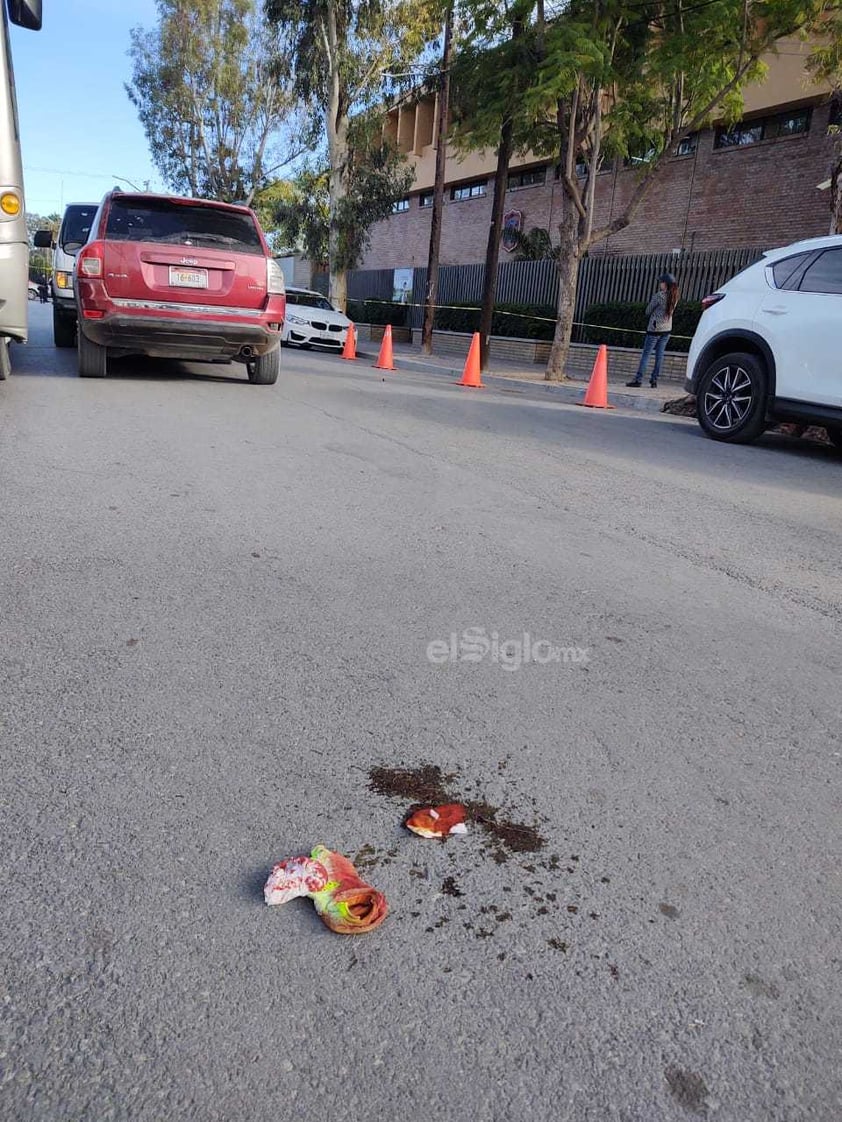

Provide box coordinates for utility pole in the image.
[421,2,453,356]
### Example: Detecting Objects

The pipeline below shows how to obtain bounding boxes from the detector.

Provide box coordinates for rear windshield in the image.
[287,292,334,310]
[60,205,97,251]
[104,197,263,255]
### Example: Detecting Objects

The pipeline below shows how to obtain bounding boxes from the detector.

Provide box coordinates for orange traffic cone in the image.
[373,324,395,371]
[456,332,483,388]
[577,344,614,409]
[340,323,357,361]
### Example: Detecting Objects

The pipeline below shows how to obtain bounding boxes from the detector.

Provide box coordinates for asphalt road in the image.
[2,304,841,1122]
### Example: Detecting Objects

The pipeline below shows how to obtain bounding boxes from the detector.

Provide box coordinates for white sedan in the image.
[281,287,351,350]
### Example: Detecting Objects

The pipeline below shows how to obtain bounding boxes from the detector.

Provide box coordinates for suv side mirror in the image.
[33,229,53,249]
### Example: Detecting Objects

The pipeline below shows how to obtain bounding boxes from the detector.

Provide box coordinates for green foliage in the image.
[265,0,442,299]
[267,124,414,271]
[127,0,306,204]
[265,0,442,116]
[346,300,408,326]
[434,301,556,340]
[512,227,558,261]
[28,252,51,281]
[577,301,703,353]
[449,1,544,157]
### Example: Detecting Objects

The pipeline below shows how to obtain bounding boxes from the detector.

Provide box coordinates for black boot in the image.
[626,379,642,387]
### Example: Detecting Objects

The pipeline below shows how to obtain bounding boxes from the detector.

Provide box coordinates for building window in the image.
[451,180,487,201]
[507,167,547,190]
[392,198,410,213]
[623,144,657,168]
[419,192,434,208]
[674,134,698,157]
[715,108,811,149]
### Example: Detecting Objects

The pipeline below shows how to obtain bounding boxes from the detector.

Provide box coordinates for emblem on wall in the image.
[501,210,524,253]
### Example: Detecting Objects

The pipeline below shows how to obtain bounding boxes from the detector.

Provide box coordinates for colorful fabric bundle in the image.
[264,854,329,906]
[264,846,387,935]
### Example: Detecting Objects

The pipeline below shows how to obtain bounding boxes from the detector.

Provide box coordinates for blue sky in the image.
[11,0,164,219]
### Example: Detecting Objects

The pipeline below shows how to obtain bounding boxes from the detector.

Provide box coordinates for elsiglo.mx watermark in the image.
[427,628,589,672]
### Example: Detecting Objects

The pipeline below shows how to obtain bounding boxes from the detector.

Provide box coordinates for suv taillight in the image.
[267,258,286,296]
[77,242,104,278]
[701,293,725,311]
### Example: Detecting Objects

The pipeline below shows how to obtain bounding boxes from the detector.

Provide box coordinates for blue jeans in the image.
[634,333,670,383]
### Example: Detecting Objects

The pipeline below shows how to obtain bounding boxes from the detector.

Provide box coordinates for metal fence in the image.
[333,246,766,329]
[576,247,765,311]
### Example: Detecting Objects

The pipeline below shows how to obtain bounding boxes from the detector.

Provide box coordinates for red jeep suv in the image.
[74,192,286,384]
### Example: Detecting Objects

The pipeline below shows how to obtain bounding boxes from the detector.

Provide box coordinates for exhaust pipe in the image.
[239,345,255,359]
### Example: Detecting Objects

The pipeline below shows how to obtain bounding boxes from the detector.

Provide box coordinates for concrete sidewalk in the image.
[355,340,686,413]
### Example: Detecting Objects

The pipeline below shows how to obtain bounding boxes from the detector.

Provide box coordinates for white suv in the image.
[686,235,842,446]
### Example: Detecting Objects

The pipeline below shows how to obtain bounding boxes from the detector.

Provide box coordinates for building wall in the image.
[360,99,836,270]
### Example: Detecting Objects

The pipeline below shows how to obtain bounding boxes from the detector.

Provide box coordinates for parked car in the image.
[74,191,286,383]
[686,234,842,446]
[34,203,97,347]
[27,281,38,300]
[281,285,350,350]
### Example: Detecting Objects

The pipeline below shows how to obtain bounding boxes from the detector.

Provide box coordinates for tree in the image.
[456,0,830,380]
[451,0,538,368]
[512,226,558,261]
[524,0,831,380]
[421,1,454,355]
[807,12,842,233]
[127,0,307,205]
[265,120,414,271]
[265,0,442,310]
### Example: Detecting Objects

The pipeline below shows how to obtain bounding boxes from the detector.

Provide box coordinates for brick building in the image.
[359,40,837,271]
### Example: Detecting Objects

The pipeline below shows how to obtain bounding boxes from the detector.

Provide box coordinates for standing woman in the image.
[627,272,679,388]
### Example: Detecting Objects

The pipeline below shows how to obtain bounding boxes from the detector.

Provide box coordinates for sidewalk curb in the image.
[356,349,673,415]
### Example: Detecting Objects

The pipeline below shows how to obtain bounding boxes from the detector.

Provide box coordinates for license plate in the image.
[169,267,208,289]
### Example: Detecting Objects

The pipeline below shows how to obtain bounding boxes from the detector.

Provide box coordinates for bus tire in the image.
[53,306,76,348]
[0,339,10,380]
[78,328,107,378]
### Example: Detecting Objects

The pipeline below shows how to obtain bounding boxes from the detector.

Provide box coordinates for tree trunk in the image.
[545,202,581,381]
[422,2,453,355]
[478,115,513,371]
[327,119,349,311]
[325,0,348,313]
[477,17,523,370]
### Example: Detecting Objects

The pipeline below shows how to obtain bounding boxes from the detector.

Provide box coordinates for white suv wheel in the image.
[697,351,768,444]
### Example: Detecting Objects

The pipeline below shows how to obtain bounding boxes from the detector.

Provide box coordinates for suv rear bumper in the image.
[79,313,280,361]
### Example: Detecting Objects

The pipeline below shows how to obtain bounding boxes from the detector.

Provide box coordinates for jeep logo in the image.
[180,257,199,266]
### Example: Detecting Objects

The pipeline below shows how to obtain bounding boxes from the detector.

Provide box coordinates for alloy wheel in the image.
[703,365,753,431]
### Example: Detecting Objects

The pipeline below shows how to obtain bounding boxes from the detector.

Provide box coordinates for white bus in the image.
[0,0,41,378]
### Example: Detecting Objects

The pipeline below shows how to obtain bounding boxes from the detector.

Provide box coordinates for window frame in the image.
[450,180,487,202]
[674,134,698,157]
[507,167,547,191]
[714,107,811,151]
[391,197,410,214]
[419,192,434,208]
